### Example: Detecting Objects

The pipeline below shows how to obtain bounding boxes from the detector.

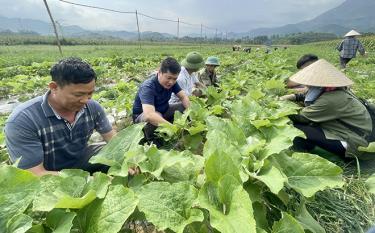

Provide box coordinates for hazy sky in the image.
[0,0,345,35]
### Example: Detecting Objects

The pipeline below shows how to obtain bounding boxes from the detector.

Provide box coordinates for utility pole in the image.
[43,0,63,56]
[135,10,141,48]
[55,20,64,40]
[215,28,218,43]
[200,24,203,48]
[177,18,180,40]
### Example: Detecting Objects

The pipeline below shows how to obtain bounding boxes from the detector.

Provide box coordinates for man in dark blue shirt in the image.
[132,57,190,141]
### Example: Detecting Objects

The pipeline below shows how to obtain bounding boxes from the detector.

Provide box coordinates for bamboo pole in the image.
[135,10,141,48]
[43,0,63,56]
[177,18,180,40]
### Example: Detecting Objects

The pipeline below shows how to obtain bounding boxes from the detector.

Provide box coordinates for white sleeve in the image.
[193,74,199,83]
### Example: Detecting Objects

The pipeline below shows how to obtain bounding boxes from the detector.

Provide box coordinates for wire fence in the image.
[50,0,225,43]
[42,0,229,55]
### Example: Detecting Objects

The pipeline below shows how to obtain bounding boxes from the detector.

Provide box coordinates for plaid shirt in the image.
[5,91,112,170]
[169,66,199,103]
[337,37,365,58]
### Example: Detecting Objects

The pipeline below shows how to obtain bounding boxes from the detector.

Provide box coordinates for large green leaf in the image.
[205,151,241,184]
[260,125,304,159]
[206,116,247,145]
[46,209,76,233]
[295,203,325,233]
[273,152,344,197]
[198,179,256,233]
[6,214,33,233]
[358,142,375,152]
[33,170,110,211]
[135,182,204,233]
[203,129,243,164]
[365,173,375,194]
[272,212,304,233]
[139,147,204,183]
[82,172,111,199]
[0,166,40,229]
[74,185,138,233]
[25,224,45,233]
[248,164,287,194]
[90,123,145,166]
[107,145,147,177]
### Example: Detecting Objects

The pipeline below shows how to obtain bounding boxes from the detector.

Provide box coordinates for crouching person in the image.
[5,57,116,176]
[132,57,190,144]
[281,59,372,158]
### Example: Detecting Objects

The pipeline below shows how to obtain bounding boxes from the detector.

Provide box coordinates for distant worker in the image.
[197,56,220,88]
[243,47,251,53]
[285,54,319,92]
[336,30,366,69]
[232,45,241,51]
[169,52,205,103]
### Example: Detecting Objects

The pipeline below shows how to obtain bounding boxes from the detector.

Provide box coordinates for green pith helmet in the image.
[181,52,204,70]
[205,56,220,66]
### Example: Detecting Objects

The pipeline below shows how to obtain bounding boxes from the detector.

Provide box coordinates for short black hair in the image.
[296,54,319,69]
[50,57,96,86]
[160,57,181,74]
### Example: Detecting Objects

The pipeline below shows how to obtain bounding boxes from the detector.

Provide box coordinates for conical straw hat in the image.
[344,30,361,37]
[289,59,353,87]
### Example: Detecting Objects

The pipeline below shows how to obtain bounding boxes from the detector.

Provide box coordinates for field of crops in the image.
[0,40,375,233]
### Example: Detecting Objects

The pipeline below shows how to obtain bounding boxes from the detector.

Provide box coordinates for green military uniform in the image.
[197,68,218,87]
[298,90,372,158]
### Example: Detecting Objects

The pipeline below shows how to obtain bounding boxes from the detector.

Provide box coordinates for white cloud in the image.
[0,0,346,34]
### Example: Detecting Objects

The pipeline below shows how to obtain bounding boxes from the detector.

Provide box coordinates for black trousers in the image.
[340,56,352,68]
[293,123,346,157]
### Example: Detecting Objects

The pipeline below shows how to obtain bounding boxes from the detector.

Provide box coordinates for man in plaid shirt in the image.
[337,30,366,68]
[5,58,117,176]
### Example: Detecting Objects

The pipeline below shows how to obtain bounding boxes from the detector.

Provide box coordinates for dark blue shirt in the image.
[5,91,112,170]
[132,74,182,119]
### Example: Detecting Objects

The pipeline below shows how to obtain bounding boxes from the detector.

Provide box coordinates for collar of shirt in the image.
[41,90,86,127]
[205,68,215,76]
[153,73,165,92]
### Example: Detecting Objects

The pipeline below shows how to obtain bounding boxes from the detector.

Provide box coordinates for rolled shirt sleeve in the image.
[5,122,44,169]
[91,100,112,134]
[139,85,156,105]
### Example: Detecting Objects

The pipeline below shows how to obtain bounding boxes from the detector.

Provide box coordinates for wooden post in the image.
[135,10,141,48]
[177,18,180,40]
[43,0,63,56]
[55,20,64,40]
[215,28,218,43]
[200,24,203,48]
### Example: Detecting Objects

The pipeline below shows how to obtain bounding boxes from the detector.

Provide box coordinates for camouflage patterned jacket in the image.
[197,68,218,87]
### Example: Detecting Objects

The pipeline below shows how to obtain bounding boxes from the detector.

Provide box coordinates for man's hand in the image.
[192,88,203,97]
[27,163,59,176]
[279,94,296,101]
[176,91,190,109]
[128,166,141,176]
